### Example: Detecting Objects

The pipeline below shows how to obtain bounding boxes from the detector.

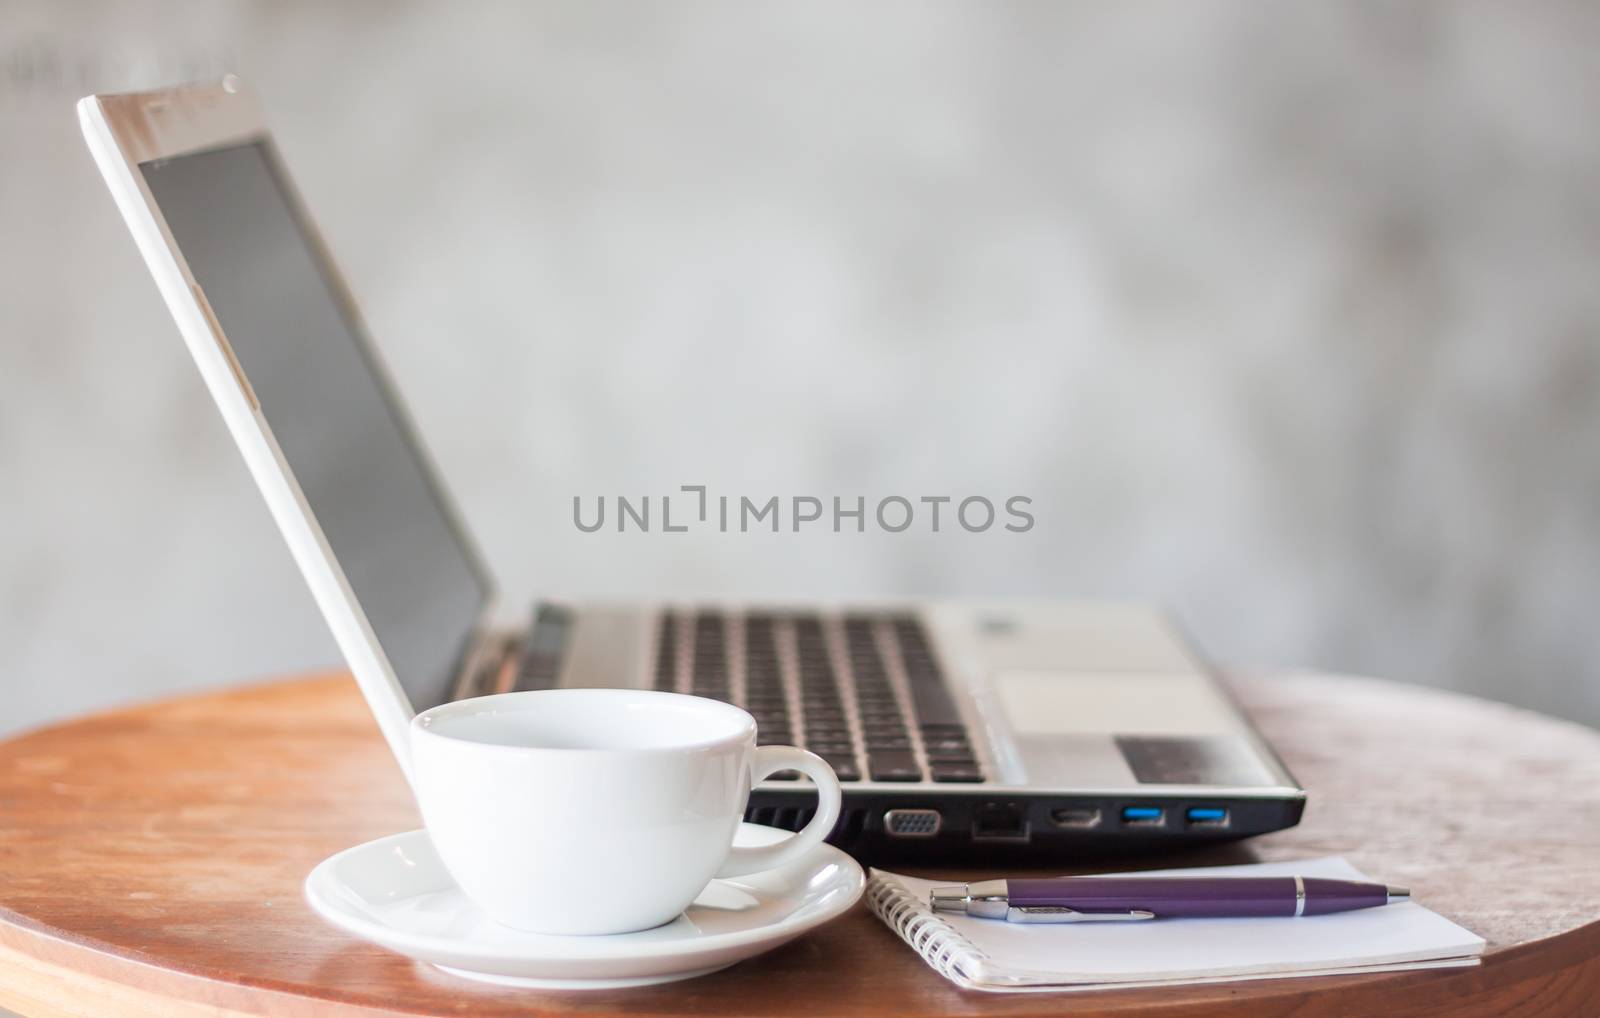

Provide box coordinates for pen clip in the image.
[1006,906,1157,924]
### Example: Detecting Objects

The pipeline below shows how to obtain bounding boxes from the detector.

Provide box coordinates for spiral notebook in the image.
[866,856,1485,993]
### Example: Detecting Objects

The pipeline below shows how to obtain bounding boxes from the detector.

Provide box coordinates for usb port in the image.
[1185,806,1229,827]
[1120,805,1165,827]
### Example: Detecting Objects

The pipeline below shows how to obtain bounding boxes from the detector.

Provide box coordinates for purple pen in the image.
[929,876,1410,923]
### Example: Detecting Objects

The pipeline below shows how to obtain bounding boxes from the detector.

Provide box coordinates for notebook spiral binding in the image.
[866,873,988,985]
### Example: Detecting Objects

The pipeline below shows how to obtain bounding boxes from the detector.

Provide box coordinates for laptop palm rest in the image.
[992,671,1278,788]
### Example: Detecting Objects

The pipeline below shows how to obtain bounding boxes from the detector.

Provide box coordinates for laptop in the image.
[78,79,1305,861]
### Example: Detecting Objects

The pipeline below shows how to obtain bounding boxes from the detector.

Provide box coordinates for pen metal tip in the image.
[929,885,969,912]
[1386,885,1411,904]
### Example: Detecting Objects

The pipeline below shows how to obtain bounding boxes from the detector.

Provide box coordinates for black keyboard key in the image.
[805,732,852,748]
[862,724,907,737]
[930,763,984,783]
[859,704,905,719]
[806,724,848,740]
[862,720,906,733]
[807,741,855,756]
[805,730,853,744]
[765,770,802,781]
[827,759,862,782]
[868,752,923,782]
[804,717,849,731]
[803,700,844,713]
[865,738,912,752]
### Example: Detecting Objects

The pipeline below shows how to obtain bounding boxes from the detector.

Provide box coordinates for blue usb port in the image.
[1120,805,1165,826]
[1185,806,1229,827]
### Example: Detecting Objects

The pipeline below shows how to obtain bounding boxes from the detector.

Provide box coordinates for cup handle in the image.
[715,745,843,879]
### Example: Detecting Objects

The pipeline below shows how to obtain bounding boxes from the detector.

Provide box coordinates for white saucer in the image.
[304,823,865,989]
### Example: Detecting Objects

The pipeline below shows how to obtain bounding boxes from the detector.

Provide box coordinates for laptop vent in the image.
[743,805,868,850]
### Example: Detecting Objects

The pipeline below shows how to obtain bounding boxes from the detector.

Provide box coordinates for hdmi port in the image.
[1050,807,1103,829]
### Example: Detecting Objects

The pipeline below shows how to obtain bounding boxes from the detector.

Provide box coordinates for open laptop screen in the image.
[141,141,486,711]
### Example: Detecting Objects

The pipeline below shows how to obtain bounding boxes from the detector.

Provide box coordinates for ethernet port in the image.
[972,801,1030,841]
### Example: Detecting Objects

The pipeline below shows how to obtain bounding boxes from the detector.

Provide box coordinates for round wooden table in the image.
[1,672,1597,1017]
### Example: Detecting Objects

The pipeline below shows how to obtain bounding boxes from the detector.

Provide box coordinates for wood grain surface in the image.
[1,672,1598,1017]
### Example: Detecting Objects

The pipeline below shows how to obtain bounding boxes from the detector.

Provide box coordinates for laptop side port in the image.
[883,808,942,838]
[1185,805,1230,828]
[1120,805,1166,827]
[972,801,1030,841]
[1049,806,1103,829]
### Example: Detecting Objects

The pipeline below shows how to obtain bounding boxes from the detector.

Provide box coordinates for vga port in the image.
[883,808,942,838]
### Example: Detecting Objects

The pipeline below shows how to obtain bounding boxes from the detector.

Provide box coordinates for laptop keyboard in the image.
[653,610,984,784]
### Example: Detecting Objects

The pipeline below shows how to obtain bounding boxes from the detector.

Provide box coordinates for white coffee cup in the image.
[409,688,843,935]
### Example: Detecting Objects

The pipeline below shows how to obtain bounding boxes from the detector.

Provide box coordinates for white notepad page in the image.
[868,856,1485,992]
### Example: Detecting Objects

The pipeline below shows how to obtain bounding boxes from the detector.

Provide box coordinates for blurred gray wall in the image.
[3,0,1599,735]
